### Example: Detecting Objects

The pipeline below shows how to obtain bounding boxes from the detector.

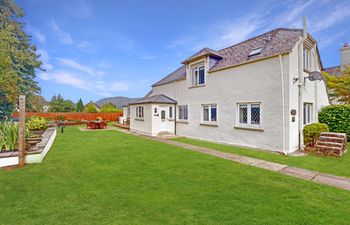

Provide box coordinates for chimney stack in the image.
[341,43,350,70]
[303,16,307,39]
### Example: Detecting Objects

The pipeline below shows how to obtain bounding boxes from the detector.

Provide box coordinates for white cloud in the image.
[39,71,87,89]
[58,58,105,77]
[39,70,130,94]
[273,0,316,28]
[310,2,350,33]
[50,19,73,45]
[167,0,349,52]
[167,6,270,51]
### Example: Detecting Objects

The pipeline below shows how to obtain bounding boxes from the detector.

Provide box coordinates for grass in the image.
[0,127,349,224]
[171,137,350,178]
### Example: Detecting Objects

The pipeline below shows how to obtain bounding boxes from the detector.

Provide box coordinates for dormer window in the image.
[248,47,263,57]
[191,64,205,86]
[303,47,311,71]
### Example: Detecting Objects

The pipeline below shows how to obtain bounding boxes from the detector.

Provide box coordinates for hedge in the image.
[319,105,350,138]
[303,123,329,146]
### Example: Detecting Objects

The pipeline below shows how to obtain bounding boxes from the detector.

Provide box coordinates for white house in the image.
[126,28,329,154]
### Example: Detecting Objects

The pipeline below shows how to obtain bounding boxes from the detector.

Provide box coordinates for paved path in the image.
[113,128,350,191]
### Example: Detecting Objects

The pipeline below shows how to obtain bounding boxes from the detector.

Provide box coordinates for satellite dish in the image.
[308,71,323,81]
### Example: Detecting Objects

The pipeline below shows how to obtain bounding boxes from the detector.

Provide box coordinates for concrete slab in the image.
[280,167,318,180]
[237,156,265,166]
[313,174,350,191]
[255,161,288,172]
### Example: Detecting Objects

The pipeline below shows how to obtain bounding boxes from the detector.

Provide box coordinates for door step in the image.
[315,132,347,156]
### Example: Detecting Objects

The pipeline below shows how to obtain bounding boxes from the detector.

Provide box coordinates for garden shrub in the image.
[0,122,30,151]
[319,105,350,138]
[26,116,48,131]
[303,123,329,146]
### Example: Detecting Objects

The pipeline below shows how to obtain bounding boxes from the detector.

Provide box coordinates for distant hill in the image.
[95,96,140,109]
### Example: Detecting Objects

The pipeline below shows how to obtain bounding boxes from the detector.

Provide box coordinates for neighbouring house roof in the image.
[324,66,342,77]
[128,94,176,105]
[152,28,308,87]
[181,47,223,64]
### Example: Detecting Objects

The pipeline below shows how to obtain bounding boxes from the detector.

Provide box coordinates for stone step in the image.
[315,145,343,153]
[318,136,345,143]
[316,141,344,148]
[320,132,347,139]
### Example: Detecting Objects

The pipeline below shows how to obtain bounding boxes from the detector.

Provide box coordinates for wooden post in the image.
[18,95,26,167]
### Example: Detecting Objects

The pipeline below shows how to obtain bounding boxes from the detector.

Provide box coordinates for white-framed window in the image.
[303,103,313,125]
[303,48,311,71]
[237,103,261,126]
[136,106,144,119]
[169,106,173,119]
[191,64,205,86]
[178,105,188,120]
[202,104,217,123]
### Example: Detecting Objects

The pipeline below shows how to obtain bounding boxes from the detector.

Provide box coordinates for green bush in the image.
[319,105,350,138]
[26,116,48,131]
[303,123,329,146]
[0,122,30,151]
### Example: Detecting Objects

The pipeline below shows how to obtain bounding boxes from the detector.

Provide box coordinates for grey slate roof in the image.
[324,66,342,77]
[152,66,186,87]
[152,28,305,87]
[181,47,223,64]
[128,94,176,105]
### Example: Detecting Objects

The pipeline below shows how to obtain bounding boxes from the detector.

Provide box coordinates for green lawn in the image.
[171,137,350,178]
[0,127,350,225]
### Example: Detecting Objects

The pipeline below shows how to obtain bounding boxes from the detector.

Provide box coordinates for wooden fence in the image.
[12,112,123,121]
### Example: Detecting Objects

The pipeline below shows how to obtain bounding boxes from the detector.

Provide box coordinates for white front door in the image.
[160,108,167,132]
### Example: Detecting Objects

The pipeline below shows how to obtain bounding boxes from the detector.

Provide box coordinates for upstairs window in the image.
[303,48,311,71]
[202,104,217,123]
[191,64,205,86]
[248,47,263,57]
[136,106,144,119]
[237,103,261,126]
[178,105,188,120]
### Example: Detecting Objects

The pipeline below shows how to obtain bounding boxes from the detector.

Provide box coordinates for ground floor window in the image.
[169,106,173,119]
[178,105,188,120]
[136,106,144,119]
[303,103,313,125]
[237,103,261,126]
[202,104,217,122]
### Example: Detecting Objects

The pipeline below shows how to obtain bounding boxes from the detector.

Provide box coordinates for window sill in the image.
[168,118,175,121]
[200,123,218,127]
[176,120,188,124]
[234,125,264,132]
[189,84,206,89]
[135,118,144,121]
[303,69,311,74]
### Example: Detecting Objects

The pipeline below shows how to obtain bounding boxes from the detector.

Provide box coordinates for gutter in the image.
[279,55,287,155]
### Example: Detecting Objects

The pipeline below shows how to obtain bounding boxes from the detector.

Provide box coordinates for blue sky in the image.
[17,0,350,103]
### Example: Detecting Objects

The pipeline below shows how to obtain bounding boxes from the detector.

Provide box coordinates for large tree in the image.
[0,0,42,115]
[76,98,84,112]
[49,94,76,112]
[99,102,120,112]
[323,67,350,104]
